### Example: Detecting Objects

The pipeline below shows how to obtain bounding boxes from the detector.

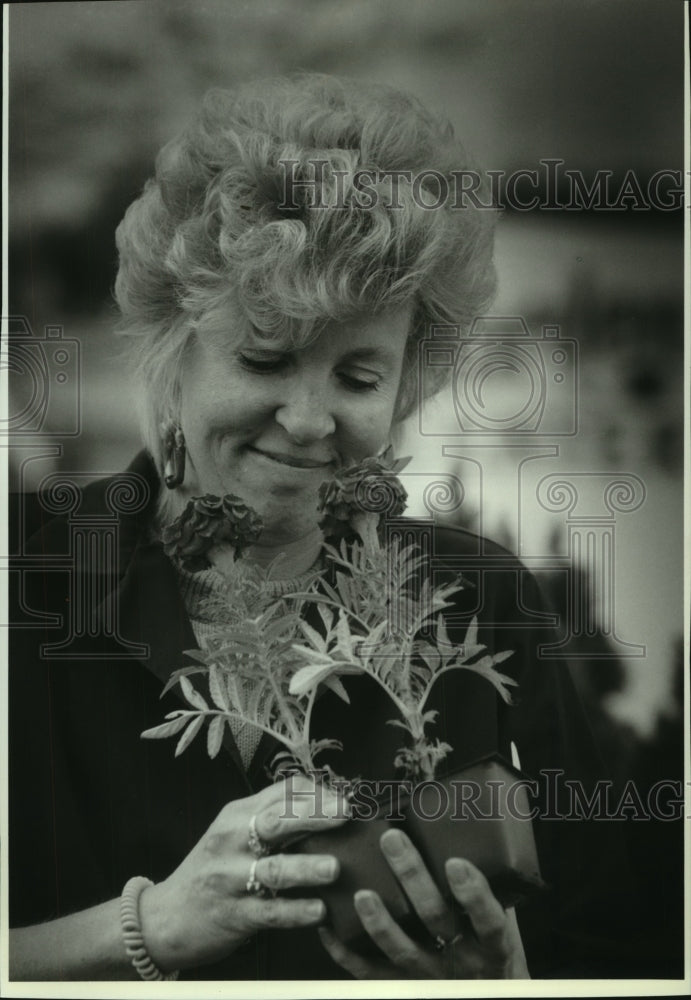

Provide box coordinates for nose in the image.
[274,377,337,444]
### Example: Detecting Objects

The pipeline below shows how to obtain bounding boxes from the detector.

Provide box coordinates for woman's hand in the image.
[318,829,530,979]
[141,774,349,973]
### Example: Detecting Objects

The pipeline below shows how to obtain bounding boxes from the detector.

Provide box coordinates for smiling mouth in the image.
[249,447,333,470]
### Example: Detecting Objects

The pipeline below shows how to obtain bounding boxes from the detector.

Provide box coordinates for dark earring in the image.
[162,423,186,489]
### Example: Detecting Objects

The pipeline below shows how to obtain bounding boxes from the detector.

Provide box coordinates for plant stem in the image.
[259,635,304,749]
[352,512,380,554]
[193,708,288,747]
[301,688,319,771]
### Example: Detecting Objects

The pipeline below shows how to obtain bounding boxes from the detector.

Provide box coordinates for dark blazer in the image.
[8,452,636,979]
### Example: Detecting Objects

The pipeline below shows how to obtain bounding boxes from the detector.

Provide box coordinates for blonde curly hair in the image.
[114,73,497,470]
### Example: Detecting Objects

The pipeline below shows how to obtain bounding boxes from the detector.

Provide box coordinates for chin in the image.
[256,498,319,539]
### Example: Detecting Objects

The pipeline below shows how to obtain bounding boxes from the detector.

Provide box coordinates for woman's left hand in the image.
[318,829,530,979]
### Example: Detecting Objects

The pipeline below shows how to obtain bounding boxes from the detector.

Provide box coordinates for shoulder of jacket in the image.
[11,450,159,556]
[395,517,527,568]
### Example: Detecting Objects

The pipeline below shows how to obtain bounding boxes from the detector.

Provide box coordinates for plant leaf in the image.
[435,614,452,650]
[289,661,338,696]
[299,619,327,652]
[421,709,439,726]
[141,714,191,740]
[462,656,518,703]
[321,675,350,704]
[459,644,486,662]
[291,644,333,665]
[208,665,229,711]
[180,675,209,711]
[207,714,225,758]
[465,616,479,646]
[335,610,354,653]
[175,715,204,757]
[160,665,207,698]
[181,648,212,664]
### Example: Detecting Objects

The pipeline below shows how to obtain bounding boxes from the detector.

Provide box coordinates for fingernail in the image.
[447,858,470,883]
[308,899,325,919]
[355,891,377,916]
[317,858,337,880]
[381,829,406,856]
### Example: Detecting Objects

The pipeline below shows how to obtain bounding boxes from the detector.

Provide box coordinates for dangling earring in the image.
[161,423,186,489]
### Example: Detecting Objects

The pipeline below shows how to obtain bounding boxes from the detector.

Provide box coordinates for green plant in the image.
[288,536,516,783]
[143,456,517,785]
[141,554,346,777]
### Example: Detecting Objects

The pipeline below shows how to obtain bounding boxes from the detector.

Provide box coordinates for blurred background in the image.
[5,0,685,974]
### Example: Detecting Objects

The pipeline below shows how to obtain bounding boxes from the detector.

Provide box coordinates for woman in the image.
[8,74,627,981]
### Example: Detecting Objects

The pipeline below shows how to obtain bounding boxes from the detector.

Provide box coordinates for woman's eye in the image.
[338,371,381,392]
[239,353,289,374]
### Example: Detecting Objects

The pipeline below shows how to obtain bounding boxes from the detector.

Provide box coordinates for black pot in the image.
[401,756,545,910]
[286,795,428,954]
[287,756,544,952]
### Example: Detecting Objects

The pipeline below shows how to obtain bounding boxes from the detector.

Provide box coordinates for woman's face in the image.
[179,305,412,547]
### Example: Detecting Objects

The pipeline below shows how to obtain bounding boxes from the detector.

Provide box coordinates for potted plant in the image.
[142,487,417,939]
[142,455,544,950]
[285,460,544,943]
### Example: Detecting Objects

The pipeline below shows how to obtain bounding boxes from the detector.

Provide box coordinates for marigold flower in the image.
[162,494,263,571]
[318,455,408,542]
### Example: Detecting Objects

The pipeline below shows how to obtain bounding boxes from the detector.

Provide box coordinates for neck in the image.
[209,526,324,579]
[249,525,325,577]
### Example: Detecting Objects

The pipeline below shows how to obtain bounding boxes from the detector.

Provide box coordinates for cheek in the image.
[181,365,260,441]
[342,398,396,456]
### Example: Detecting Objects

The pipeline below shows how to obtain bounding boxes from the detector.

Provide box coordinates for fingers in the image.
[318,926,386,979]
[213,775,350,855]
[205,852,339,897]
[243,895,326,931]
[353,891,439,977]
[379,829,455,941]
[445,859,509,960]
[253,779,350,848]
[253,853,339,892]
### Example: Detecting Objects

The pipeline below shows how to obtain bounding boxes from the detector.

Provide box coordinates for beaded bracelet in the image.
[120,876,180,981]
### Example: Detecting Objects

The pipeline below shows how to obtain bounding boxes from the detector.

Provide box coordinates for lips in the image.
[249,446,334,470]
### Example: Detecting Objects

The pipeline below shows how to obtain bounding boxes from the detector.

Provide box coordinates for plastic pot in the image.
[402,755,545,910]
[287,756,544,952]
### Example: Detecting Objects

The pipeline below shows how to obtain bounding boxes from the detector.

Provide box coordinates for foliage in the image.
[288,533,517,781]
[143,457,517,784]
[141,553,339,777]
